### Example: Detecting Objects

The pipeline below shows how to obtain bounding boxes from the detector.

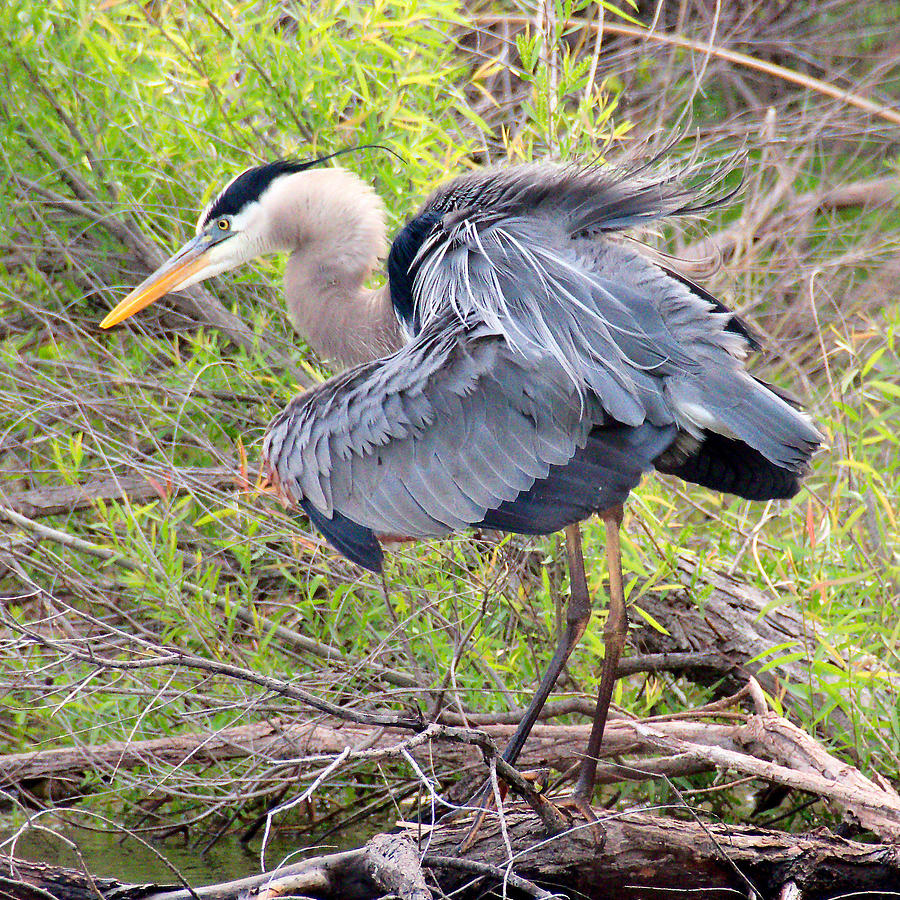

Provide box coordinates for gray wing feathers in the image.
[412,164,821,473]
[264,317,595,539]
[415,213,746,428]
[424,161,723,234]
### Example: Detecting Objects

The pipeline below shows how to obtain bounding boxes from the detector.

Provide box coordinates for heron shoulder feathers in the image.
[389,169,754,428]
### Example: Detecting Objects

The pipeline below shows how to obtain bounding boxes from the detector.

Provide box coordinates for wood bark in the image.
[423,808,900,900]
[630,558,873,730]
[0,716,712,790]
[4,812,900,900]
[6,709,900,841]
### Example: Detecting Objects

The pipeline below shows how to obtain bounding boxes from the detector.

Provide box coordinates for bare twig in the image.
[0,503,418,688]
[472,16,900,125]
[0,467,237,518]
[0,599,421,731]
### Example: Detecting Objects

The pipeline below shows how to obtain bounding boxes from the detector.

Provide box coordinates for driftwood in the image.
[0,700,737,790]
[631,558,873,730]
[421,810,900,900]
[5,707,900,842]
[5,812,900,900]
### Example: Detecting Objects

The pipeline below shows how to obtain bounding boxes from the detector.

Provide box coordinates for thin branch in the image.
[473,15,900,125]
[0,503,419,688]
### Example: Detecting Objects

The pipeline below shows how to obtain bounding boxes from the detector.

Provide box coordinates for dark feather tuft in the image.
[655,430,805,500]
[202,159,323,224]
[300,499,384,572]
[387,209,441,333]
[660,265,762,352]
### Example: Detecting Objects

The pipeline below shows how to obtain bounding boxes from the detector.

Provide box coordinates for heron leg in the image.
[571,505,626,803]
[461,509,626,848]
[499,521,593,766]
[457,522,594,848]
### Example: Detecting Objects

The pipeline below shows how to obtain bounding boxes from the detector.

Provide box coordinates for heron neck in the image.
[273,167,403,367]
[284,277,402,367]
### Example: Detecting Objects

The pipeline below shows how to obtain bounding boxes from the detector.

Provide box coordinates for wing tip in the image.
[299,498,384,573]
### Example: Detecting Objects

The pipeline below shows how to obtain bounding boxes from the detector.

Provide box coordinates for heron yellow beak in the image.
[100,235,215,329]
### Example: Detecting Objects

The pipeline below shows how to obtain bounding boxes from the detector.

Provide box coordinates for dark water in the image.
[4,825,330,884]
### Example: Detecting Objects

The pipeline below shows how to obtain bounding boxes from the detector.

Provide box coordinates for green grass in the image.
[1,0,898,855]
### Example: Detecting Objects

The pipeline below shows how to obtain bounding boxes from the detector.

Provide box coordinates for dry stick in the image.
[21,356,269,406]
[364,834,433,900]
[0,707,755,791]
[26,704,892,860]
[259,746,352,872]
[7,715,900,893]
[438,650,725,726]
[11,174,262,360]
[592,752,712,785]
[398,732,564,838]
[1,602,422,731]
[0,716,731,788]
[0,502,720,691]
[137,849,367,900]
[634,719,900,841]
[682,147,813,266]
[380,573,430,689]
[0,495,725,735]
[13,54,114,201]
[0,503,418,689]
[8,158,306,388]
[426,577,508,723]
[669,0,721,135]
[422,856,557,900]
[0,467,237,518]
[472,15,900,126]
[488,755,515,865]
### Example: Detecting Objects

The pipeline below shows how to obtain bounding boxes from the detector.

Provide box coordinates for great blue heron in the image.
[100,156,822,814]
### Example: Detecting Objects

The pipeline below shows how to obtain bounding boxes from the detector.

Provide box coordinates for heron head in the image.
[99,159,325,329]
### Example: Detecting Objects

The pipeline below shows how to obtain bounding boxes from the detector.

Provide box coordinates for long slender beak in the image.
[100,234,216,329]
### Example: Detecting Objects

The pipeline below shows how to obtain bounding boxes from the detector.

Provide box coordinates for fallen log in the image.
[5,812,900,900]
[0,715,715,792]
[631,558,877,730]
[6,708,900,843]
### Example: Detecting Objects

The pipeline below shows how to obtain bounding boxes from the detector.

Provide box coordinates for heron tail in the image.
[659,372,822,499]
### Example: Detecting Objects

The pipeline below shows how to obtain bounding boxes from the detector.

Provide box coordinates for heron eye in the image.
[216,217,230,231]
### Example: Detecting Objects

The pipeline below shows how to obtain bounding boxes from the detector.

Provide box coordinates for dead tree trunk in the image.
[4,813,900,900]
[631,558,867,733]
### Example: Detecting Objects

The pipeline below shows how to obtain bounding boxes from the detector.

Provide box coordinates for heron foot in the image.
[457,768,567,851]
[555,791,606,846]
[458,785,605,850]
